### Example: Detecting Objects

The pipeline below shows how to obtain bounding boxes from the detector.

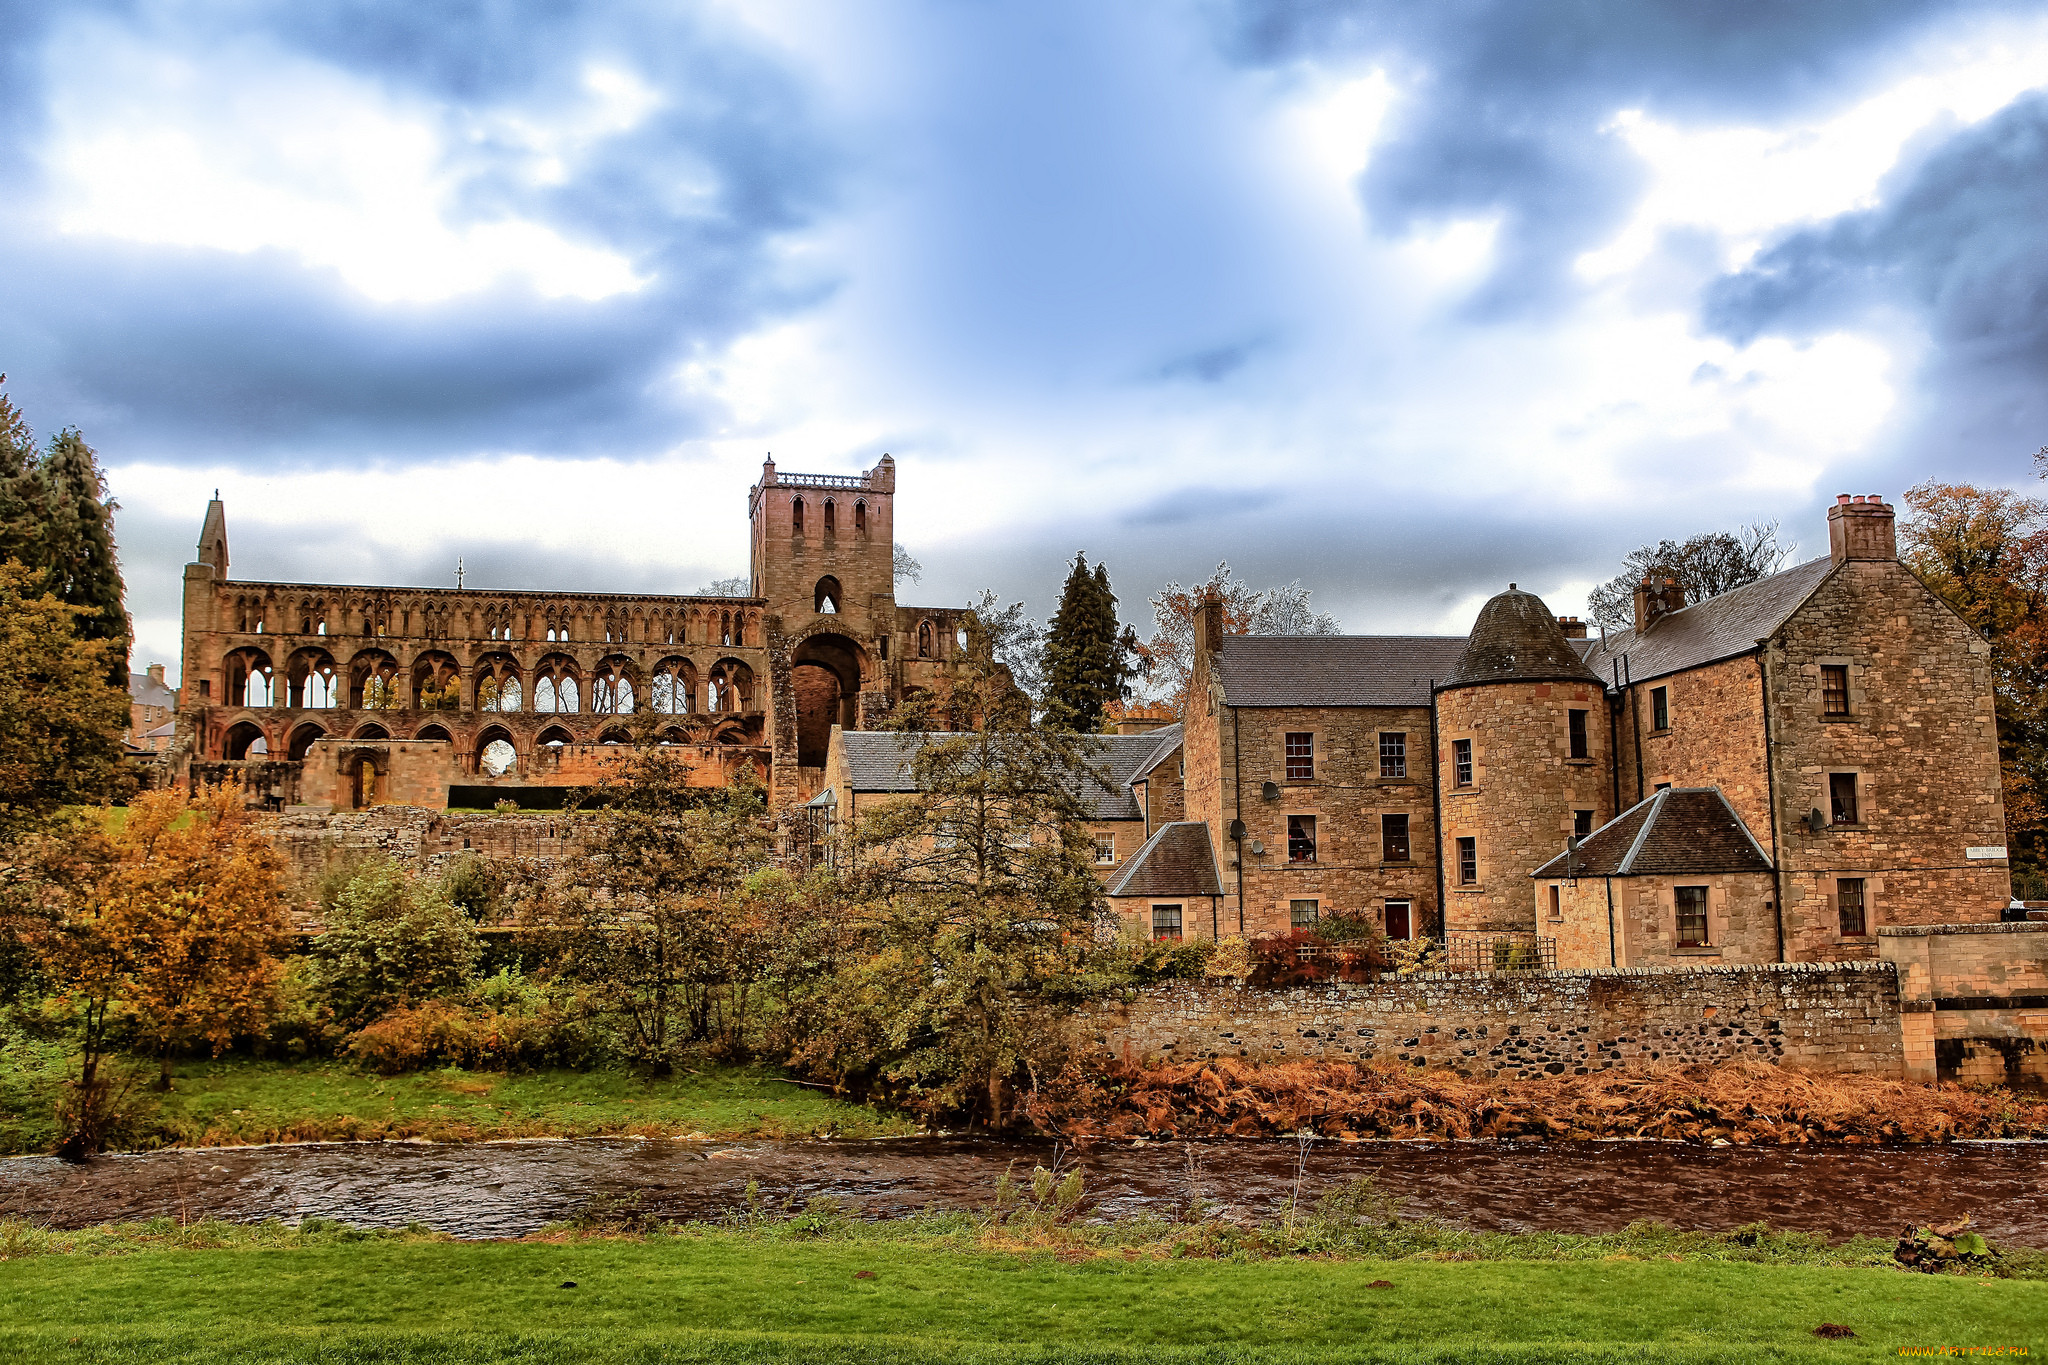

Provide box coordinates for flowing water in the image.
[5,1138,2046,1243]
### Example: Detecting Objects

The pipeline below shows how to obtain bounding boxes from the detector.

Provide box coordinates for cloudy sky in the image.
[6,0,2048,683]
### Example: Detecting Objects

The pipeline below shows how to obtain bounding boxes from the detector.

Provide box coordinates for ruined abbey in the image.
[174,456,967,810]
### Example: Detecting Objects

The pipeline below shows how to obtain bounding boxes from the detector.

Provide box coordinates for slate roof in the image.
[1106,821,1224,898]
[1578,556,1834,686]
[143,721,176,739]
[1131,723,1183,780]
[1216,636,1469,707]
[129,671,176,709]
[1531,787,1773,879]
[1441,587,1604,689]
[835,730,1166,820]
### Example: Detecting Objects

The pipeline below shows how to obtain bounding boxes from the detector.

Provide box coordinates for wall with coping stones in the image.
[1091,963,1904,1080]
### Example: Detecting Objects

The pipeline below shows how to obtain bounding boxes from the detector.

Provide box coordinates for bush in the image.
[260,956,346,1060]
[343,986,590,1073]
[1246,928,1385,988]
[310,858,479,1028]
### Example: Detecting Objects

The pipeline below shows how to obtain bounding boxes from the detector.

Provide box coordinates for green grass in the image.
[0,1228,2038,1364]
[0,1056,915,1153]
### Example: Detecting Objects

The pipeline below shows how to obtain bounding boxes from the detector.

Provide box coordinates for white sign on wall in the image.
[1966,846,2009,861]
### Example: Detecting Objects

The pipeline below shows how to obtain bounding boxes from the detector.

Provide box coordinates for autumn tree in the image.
[1585,522,1792,629]
[797,608,1112,1126]
[1898,480,2048,887]
[518,749,773,1069]
[0,562,131,837]
[309,856,479,1029]
[1041,553,1139,733]
[1135,562,1341,712]
[103,785,293,1089]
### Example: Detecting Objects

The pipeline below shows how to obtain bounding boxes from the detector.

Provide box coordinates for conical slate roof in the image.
[1440,585,1603,690]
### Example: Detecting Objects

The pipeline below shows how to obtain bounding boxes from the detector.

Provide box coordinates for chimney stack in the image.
[146,663,165,686]
[1828,493,1896,565]
[1633,576,1686,633]
[1556,615,1588,639]
[1194,588,1225,660]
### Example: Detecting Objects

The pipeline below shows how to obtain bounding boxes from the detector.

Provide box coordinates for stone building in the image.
[1154,494,2012,963]
[173,456,970,811]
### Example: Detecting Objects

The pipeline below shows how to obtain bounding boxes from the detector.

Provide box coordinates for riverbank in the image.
[0,1057,915,1154]
[1,1217,2041,1364]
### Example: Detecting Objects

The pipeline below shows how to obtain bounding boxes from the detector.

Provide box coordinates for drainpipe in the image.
[1429,681,1445,940]
[1232,705,1245,935]
[1626,653,1644,804]
[1608,660,1624,818]
[1758,641,1787,963]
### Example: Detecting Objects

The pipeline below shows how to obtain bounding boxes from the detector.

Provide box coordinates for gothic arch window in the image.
[226,649,276,708]
[823,498,836,535]
[815,576,842,615]
[854,500,868,536]
[592,659,637,715]
[651,658,696,714]
[288,649,338,709]
[791,496,805,535]
[917,620,934,659]
[288,722,325,761]
[224,721,267,759]
[532,656,580,714]
[721,610,735,646]
[476,656,522,713]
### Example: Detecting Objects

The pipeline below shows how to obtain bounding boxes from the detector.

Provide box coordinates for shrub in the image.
[310,858,479,1027]
[343,993,590,1073]
[1246,928,1386,988]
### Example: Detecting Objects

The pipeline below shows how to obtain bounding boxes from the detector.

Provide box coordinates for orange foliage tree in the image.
[1899,480,2048,884]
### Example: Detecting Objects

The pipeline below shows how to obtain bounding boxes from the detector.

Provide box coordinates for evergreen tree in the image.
[1040,552,1136,732]
[0,379,129,684]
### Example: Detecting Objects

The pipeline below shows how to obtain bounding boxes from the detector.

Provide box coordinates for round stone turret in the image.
[1435,585,1612,936]
[1442,583,1604,689]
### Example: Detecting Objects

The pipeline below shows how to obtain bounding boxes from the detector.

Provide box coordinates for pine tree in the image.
[1041,552,1135,732]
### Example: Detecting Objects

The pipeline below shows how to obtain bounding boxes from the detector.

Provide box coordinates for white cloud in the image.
[43,24,648,303]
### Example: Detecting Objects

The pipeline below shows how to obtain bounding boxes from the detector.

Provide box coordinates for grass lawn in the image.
[0,1232,2038,1364]
[0,1056,914,1153]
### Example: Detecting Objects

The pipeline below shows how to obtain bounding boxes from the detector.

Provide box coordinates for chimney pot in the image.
[1837,494,1852,505]
[1828,490,1898,564]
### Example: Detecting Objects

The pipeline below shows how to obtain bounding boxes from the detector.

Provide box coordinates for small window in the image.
[1837,878,1868,937]
[1379,732,1406,778]
[1675,885,1709,946]
[1830,772,1860,826]
[1381,813,1410,862]
[1822,665,1850,717]
[1547,884,1562,920]
[791,496,805,533]
[1651,686,1669,731]
[823,498,836,534]
[1456,836,1477,885]
[855,500,868,535]
[1574,809,1595,838]
[1290,899,1320,929]
[1285,732,1314,781]
[1453,738,1473,787]
[1151,905,1183,942]
[1287,814,1317,863]
[1094,833,1116,865]
[1568,709,1589,759]
[1384,900,1412,940]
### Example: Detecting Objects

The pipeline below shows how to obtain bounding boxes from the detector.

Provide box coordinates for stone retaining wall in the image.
[1092,963,1904,1080]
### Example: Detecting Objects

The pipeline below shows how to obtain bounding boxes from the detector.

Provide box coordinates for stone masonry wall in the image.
[1882,922,2048,1089]
[1233,703,1440,938]
[1092,963,1903,1080]
[1437,680,1614,936]
[1766,559,2010,960]
[1624,653,1771,838]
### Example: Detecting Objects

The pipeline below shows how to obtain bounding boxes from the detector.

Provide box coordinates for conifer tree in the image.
[1040,552,1136,732]
[0,380,130,684]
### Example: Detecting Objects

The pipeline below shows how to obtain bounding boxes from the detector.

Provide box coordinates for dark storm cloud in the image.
[1705,92,2048,474]
[1221,0,2025,315]
[0,0,839,467]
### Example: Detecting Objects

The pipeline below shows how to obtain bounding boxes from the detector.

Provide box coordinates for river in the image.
[5,1137,2046,1243]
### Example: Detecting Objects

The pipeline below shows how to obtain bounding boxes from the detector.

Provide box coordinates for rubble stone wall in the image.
[1092,963,1904,1080]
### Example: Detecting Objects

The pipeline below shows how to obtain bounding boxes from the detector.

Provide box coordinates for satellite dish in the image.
[1261,780,1281,801]
[1249,840,1265,856]
[1807,807,1827,833]
[1227,819,1246,841]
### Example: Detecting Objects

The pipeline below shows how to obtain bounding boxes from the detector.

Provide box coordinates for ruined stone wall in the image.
[1230,704,1440,939]
[1623,654,1772,837]
[1765,560,2010,960]
[1092,963,1904,1080]
[1436,680,1614,936]
[263,806,581,921]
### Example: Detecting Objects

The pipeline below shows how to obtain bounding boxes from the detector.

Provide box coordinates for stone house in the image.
[1165,495,2011,960]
